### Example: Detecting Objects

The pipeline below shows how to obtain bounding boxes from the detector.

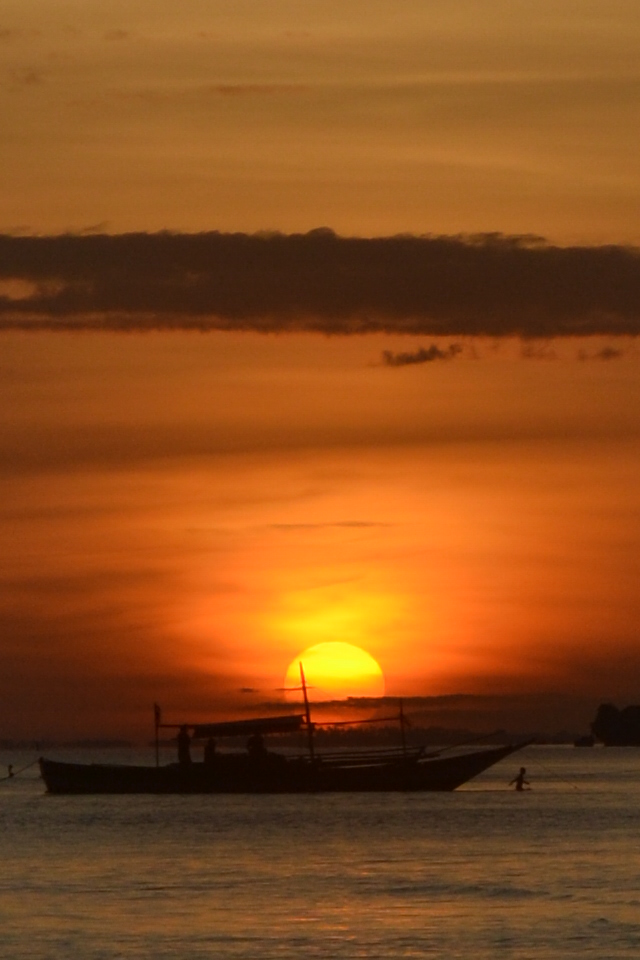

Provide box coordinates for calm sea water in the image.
[1,745,640,959]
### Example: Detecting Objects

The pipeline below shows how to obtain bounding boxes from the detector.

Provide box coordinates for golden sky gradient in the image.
[2,0,639,242]
[1,2,639,739]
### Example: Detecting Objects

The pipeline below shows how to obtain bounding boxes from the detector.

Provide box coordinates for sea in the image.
[1,744,639,960]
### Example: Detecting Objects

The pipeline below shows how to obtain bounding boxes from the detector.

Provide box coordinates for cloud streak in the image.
[0,230,639,337]
[382,343,462,366]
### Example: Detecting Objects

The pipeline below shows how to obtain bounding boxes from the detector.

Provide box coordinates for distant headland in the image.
[591,703,640,746]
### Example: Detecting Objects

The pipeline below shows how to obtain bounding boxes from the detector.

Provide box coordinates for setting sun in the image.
[284,642,385,702]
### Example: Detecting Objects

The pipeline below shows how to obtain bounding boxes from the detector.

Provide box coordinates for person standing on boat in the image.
[203,737,217,766]
[510,766,530,791]
[177,725,192,766]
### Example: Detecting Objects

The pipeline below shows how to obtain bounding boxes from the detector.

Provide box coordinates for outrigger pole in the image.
[299,662,316,764]
[153,703,161,768]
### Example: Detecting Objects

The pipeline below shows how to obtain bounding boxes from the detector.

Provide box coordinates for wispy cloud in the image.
[7,67,45,89]
[100,82,308,107]
[0,28,41,41]
[210,83,307,97]
[520,342,558,360]
[382,343,462,366]
[0,230,638,337]
[103,29,130,42]
[270,521,388,530]
[578,345,625,361]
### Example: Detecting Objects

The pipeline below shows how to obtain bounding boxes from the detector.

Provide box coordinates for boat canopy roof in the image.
[191,714,306,739]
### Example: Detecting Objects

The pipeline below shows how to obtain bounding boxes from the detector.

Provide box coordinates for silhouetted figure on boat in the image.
[177,725,192,766]
[510,766,530,791]
[7,764,13,778]
[247,732,267,763]
[203,737,217,766]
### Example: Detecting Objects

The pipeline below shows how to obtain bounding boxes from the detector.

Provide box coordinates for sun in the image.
[284,641,385,701]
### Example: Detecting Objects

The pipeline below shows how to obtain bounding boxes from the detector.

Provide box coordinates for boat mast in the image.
[299,662,316,764]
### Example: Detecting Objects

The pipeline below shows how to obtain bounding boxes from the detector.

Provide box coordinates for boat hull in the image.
[39,744,523,794]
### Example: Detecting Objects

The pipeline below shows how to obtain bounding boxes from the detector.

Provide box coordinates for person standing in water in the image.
[510,766,530,791]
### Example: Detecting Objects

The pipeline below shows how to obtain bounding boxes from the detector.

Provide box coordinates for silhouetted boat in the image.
[39,712,527,794]
[39,743,526,794]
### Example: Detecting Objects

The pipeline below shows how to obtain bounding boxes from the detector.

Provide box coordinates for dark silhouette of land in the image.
[591,703,640,745]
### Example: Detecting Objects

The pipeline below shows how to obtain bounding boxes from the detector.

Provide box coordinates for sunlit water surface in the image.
[1,746,640,959]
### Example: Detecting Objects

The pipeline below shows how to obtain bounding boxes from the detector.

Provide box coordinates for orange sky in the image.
[1,332,639,738]
[1,1,639,739]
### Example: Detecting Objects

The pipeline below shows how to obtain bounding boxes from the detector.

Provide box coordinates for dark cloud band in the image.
[0,230,638,336]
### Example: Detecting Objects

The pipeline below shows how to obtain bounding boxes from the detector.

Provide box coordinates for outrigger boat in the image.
[39,738,524,795]
[39,668,528,794]
[39,718,527,795]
